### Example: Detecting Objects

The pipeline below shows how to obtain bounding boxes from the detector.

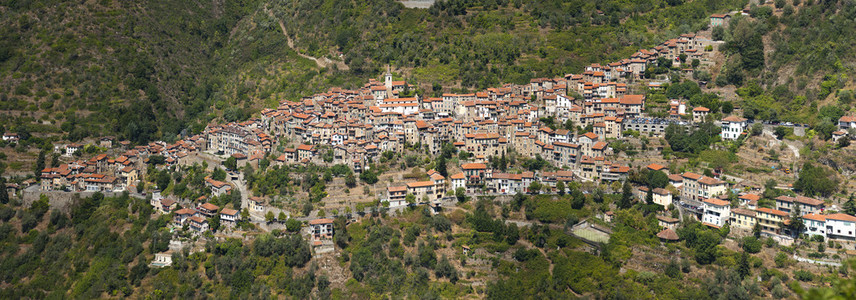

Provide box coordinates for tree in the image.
[839,137,851,148]
[787,205,805,237]
[843,196,856,215]
[286,219,301,232]
[593,188,604,203]
[34,150,46,177]
[618,181,633,209]
[405,193,416,204]
[265,211,275,222]
[359,170,378,184]
[647,170,669,189]
[742,236,762,253]
[156,170,171,190]
[212,167,226,181]
[148,155,165,165]
[563,119,574,131]
[774,126,789,140]
[435,156,447,177]
[571,189,585,209]
[441,143,456,159]
[737,251,751,279]
[0,177,8,204]
[231,189,242,209]
[721,101,733,114]
[794,162,838,197]
[646,187,654,205]
[528,181,542,194]
[209,214,220,232]
[556,181,566,195]
[750,123,763,136]
[712,26,725,41]
[455,187,467,203]
[224,156,238,170]
[752,222,761,238]
[278,211,287,221]
[345,173,356,188]
[814,119,838,141]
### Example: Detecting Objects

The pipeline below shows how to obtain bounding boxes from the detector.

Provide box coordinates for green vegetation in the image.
[794,162,838,197]
[0,0,748,144]
[665,121,721,155]
[273,0,743,89]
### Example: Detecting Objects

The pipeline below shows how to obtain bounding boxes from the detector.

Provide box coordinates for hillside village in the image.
[7,0,856,297]
[11,25,855,250]
[0,29,830,264]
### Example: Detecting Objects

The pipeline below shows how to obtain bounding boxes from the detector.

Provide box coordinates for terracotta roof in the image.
[775,195,824,206]
[698,176,724,186]
[827,213,856,222]
[722,115,747,123]
[656,215,679,223]
[757,207,788,217]
[175,208,196,215]
[802,213,826,222]
[704,198,730,206]
[647,163,666,171]
[653,188,670,195]
[200,203,220,211]
[682,172,702,180]
[702,222,721,229]
[839,116,856,123]
[387,185,407,192]
[739,194,761,201]
[731,208,756,217]
[406,181,434,188]
[309,218,334,225]
[221,208,239,216]
[450,172,465,179]
[461,163,487,170]
[657,228,680,241]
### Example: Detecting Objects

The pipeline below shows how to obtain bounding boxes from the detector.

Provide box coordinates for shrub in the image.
[793,270,814,282]
[742,236,762,253]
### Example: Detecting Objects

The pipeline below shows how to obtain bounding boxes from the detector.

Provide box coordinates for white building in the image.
[151,252,173,267]
[556,94,573,113]
[720,115,747,140]
[839,116,856,130]
[802,213,827,239]
[220,208,239,224]
[309,218,334,243]
[702,198,731,227]
[450,172,466,192]
[66,143,82,156]
[826,213,856,241]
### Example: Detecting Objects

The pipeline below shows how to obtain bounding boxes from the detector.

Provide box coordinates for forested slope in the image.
[271,0,745,87]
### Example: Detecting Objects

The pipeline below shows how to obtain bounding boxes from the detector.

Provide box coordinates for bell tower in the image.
[384,65,392,90]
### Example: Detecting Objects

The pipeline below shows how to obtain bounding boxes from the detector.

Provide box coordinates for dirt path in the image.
[763,130,800,159]
[264,6,349,70]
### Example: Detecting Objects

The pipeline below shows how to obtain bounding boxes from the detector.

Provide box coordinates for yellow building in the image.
[756,207,788,234]
[729,208,757,230]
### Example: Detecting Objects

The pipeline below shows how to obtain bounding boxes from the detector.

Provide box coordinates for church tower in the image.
[384,65,393,90]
